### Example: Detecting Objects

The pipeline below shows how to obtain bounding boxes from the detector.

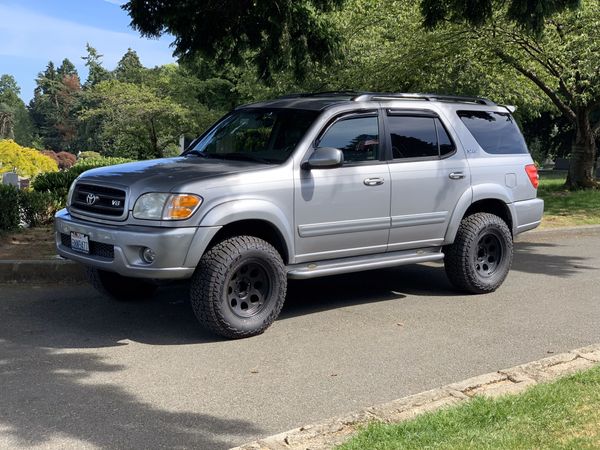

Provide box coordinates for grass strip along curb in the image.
[232,344,600,450]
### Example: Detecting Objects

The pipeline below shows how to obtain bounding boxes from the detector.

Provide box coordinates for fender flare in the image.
[444,184,516,244]
[198,199,294,262]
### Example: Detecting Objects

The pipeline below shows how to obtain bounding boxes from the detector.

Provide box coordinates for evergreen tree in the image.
[81,44,112,88]
[114,48,144,84]
[0,75,33,145]
[57,58,78,78]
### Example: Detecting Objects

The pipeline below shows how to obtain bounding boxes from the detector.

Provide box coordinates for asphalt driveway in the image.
[1,227,599,449]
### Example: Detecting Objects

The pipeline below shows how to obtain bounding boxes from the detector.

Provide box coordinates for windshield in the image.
[187,108,319,163]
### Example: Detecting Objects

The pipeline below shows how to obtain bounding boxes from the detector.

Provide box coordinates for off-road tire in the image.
[85,267,158,301]
[444,212,513,294]
[190,236,287,339]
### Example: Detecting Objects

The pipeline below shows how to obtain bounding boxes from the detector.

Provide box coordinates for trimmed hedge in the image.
[78,151,101,160]
[20,190,63,227]
[0,185,20,231]
[33,156,134,197]
[32,156,135,210]
[0,185,60,231]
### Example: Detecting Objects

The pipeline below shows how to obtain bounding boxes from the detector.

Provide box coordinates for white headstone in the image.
[2,172,19,187]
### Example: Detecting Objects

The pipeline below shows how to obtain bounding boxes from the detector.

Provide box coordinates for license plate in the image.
[70,232,90,254]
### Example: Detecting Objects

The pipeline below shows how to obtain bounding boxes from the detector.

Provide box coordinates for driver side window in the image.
[318,116,379,163]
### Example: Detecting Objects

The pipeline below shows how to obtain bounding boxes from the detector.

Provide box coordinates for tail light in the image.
[525,164,539,189]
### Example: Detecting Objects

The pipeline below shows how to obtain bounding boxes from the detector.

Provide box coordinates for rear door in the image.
[294,111,391,263]
[385,109,470,251]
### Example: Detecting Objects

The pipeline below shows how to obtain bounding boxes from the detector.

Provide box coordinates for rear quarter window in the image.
[457,110,529,154]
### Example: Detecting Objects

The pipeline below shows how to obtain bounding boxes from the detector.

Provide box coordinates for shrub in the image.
[78,151,101,160]
[0,184,20,232]
[56,151,77,170]
[74,156,133,168]
[0,185,62,232]
[0,139,58,178]
[42,150,59,165]
[19,190,62,227]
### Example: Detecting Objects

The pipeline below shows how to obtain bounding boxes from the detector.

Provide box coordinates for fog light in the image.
[141,247,156,264]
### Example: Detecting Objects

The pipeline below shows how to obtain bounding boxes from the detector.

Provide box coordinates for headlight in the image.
[133,193,202,220]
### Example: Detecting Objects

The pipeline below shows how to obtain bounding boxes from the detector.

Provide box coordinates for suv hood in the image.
[78,156,269,193]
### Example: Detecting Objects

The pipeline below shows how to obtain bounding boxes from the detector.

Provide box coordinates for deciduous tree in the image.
[80,80,191,159]
[123,0,344,80]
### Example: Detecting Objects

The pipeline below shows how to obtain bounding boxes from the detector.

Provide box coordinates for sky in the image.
[0,0,176,102]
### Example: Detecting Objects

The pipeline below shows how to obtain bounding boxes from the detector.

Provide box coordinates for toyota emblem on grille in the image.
[86,193,99,205]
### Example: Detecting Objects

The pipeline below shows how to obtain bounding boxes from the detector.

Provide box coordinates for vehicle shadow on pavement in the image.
[0,287,264,449]
[512,241,597,278]
[281,263,459,319]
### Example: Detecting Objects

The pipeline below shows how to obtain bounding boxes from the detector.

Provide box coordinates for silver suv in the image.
[55,92,544,338]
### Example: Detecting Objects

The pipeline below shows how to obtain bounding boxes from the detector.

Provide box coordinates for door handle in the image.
[449,172,466,180]
[364,177,385,186]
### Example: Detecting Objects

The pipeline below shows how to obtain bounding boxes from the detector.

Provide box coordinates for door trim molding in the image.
[298,216,390,238]
[390,211,448,229]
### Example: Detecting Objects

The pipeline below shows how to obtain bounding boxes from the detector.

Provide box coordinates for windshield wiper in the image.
[184,149,211,158]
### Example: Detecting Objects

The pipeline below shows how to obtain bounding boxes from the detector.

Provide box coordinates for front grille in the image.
[71,183,126,218]
[60,233,115,259]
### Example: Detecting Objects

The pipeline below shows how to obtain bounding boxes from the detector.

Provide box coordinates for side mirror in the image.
[302,147,344,170]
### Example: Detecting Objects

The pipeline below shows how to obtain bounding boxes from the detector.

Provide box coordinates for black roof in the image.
[240,91,495,111]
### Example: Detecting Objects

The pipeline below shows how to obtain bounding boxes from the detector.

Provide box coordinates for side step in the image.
[287,248,444,279]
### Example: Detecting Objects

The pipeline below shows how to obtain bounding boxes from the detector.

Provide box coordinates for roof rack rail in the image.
[277,91,362,99]
[352,92,496,106]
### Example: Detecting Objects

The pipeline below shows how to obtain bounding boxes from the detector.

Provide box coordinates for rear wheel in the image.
[190,236,287,339]
[85,267,158,301]
[444,213,513,294]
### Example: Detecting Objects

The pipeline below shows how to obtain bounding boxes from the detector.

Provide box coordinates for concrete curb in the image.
[232,344,600,450]
[0,259,85,284]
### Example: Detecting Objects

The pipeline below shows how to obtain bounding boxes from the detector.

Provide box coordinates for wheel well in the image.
[207,219,289,264]
[464,199,513,233]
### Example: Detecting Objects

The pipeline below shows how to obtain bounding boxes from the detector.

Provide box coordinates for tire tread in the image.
[190,235,287,339]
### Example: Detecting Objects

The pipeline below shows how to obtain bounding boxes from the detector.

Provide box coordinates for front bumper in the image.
[55,209,221,279]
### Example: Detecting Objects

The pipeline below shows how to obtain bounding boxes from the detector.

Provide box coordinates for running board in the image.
[287,248,444,279]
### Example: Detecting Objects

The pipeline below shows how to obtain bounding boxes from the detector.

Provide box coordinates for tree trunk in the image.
[565,108,597,190]
[149,119,161,159]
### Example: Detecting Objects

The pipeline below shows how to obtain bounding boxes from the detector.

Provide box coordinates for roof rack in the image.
[277,91,362,99]
[352,92,496,106]
[276,91,496,106]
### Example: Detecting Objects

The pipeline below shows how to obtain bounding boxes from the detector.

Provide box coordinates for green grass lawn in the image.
[338,366,600,450]
[538,173,600,228]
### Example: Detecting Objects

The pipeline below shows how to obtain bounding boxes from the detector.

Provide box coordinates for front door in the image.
[294,112,391,263]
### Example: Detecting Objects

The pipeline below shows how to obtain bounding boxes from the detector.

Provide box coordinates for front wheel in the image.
[190,236,287,339]
[444,212,513,294]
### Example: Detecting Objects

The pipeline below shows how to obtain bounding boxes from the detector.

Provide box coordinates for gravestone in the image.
[2,172,19,187]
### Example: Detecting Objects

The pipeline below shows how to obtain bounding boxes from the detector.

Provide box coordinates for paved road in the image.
[1,227,600,449]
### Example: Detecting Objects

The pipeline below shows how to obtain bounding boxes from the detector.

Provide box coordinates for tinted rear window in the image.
[457,111,528,154]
